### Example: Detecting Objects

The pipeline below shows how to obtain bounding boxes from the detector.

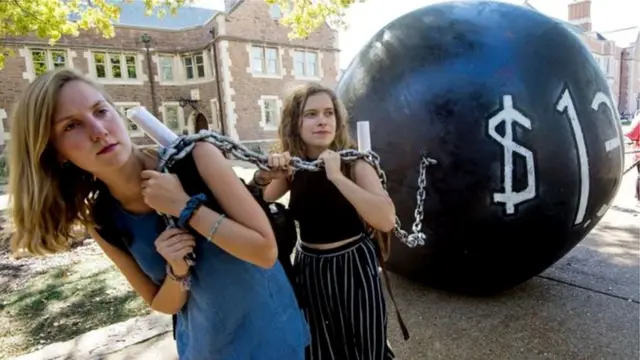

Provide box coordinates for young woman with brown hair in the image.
[7,68,309,359]
[252,82,397,360]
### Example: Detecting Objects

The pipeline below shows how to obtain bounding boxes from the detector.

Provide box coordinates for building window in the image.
[183,53,205,80]
[159,56,174,81]
[162,104,182,132]
[93,52,138,80]
[30,49,68,76]
[293,50,318,78]
[114,102,144,137]
[258,96,281,130]
[251,46,279,75]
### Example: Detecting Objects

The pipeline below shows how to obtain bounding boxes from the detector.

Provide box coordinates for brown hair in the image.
[7,68,127,255]
[277,82,356,156]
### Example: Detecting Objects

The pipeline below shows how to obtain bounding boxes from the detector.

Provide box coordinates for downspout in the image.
[209,27,227,136]
[141,33,159,118]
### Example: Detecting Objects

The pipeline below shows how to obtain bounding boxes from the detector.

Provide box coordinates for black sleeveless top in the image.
[288,167,366,244]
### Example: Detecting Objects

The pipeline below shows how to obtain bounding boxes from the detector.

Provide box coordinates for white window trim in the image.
[85,51,145,85]
[0,108,9,145]
[114,102,145,138]
[20,47,75,82]
[159,102,186,133]
[153,51,212,86]
[182,51,212,83]
[246,44,284,79]
[154,54,179,85]
[258,96,281,131]
[290,48,323,81]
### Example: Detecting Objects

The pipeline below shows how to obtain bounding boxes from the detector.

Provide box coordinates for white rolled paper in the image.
[357,121,372,152]
[125,106,177,147]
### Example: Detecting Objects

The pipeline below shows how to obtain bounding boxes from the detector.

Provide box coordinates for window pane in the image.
[197,64,205,78]
[294,51,305,75]
[160,57,173,81]
[306,52,317,77]
[110,55,122,78]
[252,47,264,73]
[266,48,278,74]
[51,51,67,68]
[96,65,106,78]
[31,50,47,76]
[165,106,180,131]
[125,55,137,78]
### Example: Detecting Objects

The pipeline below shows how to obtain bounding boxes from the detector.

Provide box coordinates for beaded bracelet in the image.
[207,214,227,243]
[166,263,192,291]
[178,193,208,228]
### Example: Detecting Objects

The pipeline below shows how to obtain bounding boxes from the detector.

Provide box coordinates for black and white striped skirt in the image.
[293,235,395,360]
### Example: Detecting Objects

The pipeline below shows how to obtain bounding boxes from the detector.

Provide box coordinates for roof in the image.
[599,27,640,48]
[71,0,218,30]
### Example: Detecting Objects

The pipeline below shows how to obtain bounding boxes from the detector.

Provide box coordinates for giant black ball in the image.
[338,0,625,294]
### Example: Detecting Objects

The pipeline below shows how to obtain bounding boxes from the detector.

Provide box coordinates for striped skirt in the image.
[293,235,395,360]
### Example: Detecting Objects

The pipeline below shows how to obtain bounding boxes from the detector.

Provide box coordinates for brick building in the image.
[521,0,639,117]
[0,0,340,152]
[565,0,640,116]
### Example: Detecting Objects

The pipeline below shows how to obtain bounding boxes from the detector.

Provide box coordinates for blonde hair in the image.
[277,82,356,156]
[7,68,116,255]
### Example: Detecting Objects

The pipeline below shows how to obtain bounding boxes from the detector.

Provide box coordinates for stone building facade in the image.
[0,0,340,152]
[565,0,640,116]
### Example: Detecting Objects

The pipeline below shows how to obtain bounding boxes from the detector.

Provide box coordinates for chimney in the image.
[568,0,592,32]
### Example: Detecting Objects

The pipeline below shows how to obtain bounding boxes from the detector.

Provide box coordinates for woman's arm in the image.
[89,228,189,314]
[262,178,290,203]
[329,160,396,232]
[187,142,278,269]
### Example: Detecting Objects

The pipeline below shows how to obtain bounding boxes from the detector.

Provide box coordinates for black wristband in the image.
[253,170,271,187]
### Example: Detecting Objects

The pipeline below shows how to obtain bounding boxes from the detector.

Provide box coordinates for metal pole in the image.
[141,33,159,118]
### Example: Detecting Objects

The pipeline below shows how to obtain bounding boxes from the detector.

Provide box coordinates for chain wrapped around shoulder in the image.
[157,130,436,248]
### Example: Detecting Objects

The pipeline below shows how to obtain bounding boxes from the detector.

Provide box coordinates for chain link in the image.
[157,130,436,248]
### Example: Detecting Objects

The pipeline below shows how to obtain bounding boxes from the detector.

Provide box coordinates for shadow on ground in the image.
[382,193,639,360]
[0,262,150,357]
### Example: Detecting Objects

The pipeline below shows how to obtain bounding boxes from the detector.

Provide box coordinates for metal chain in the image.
[157,130,437,248]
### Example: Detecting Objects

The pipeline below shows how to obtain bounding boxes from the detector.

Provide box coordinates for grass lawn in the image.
[0,241,151,358]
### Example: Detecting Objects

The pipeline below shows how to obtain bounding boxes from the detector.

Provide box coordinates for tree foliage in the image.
[0,0,361,70]
[265,0,363,39]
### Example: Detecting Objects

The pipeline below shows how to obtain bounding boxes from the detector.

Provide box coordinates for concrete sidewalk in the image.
[12,163,640,360]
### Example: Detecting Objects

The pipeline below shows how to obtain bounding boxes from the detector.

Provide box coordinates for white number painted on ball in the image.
[555,88,590,225]
[488,95,536,215]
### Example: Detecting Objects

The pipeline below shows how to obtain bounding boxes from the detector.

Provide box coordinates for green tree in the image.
[265,0,362,39]
[0,0,360,70]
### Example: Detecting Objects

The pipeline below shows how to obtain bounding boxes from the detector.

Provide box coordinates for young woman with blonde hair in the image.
[252,82,398,360]
[7,68,309,359]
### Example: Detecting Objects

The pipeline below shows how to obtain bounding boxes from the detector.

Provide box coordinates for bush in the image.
[0,156,8,183]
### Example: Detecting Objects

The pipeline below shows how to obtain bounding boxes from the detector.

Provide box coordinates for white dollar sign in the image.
[488,95,537,215]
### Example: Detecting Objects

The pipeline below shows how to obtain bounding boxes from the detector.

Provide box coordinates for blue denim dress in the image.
[111,205,310,359]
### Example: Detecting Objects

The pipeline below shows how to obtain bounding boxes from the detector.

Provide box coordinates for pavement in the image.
[11,159,640,360]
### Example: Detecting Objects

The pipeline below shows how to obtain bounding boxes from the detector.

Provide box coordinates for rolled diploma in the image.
[357,121,371,152]
[126,106,177,147]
